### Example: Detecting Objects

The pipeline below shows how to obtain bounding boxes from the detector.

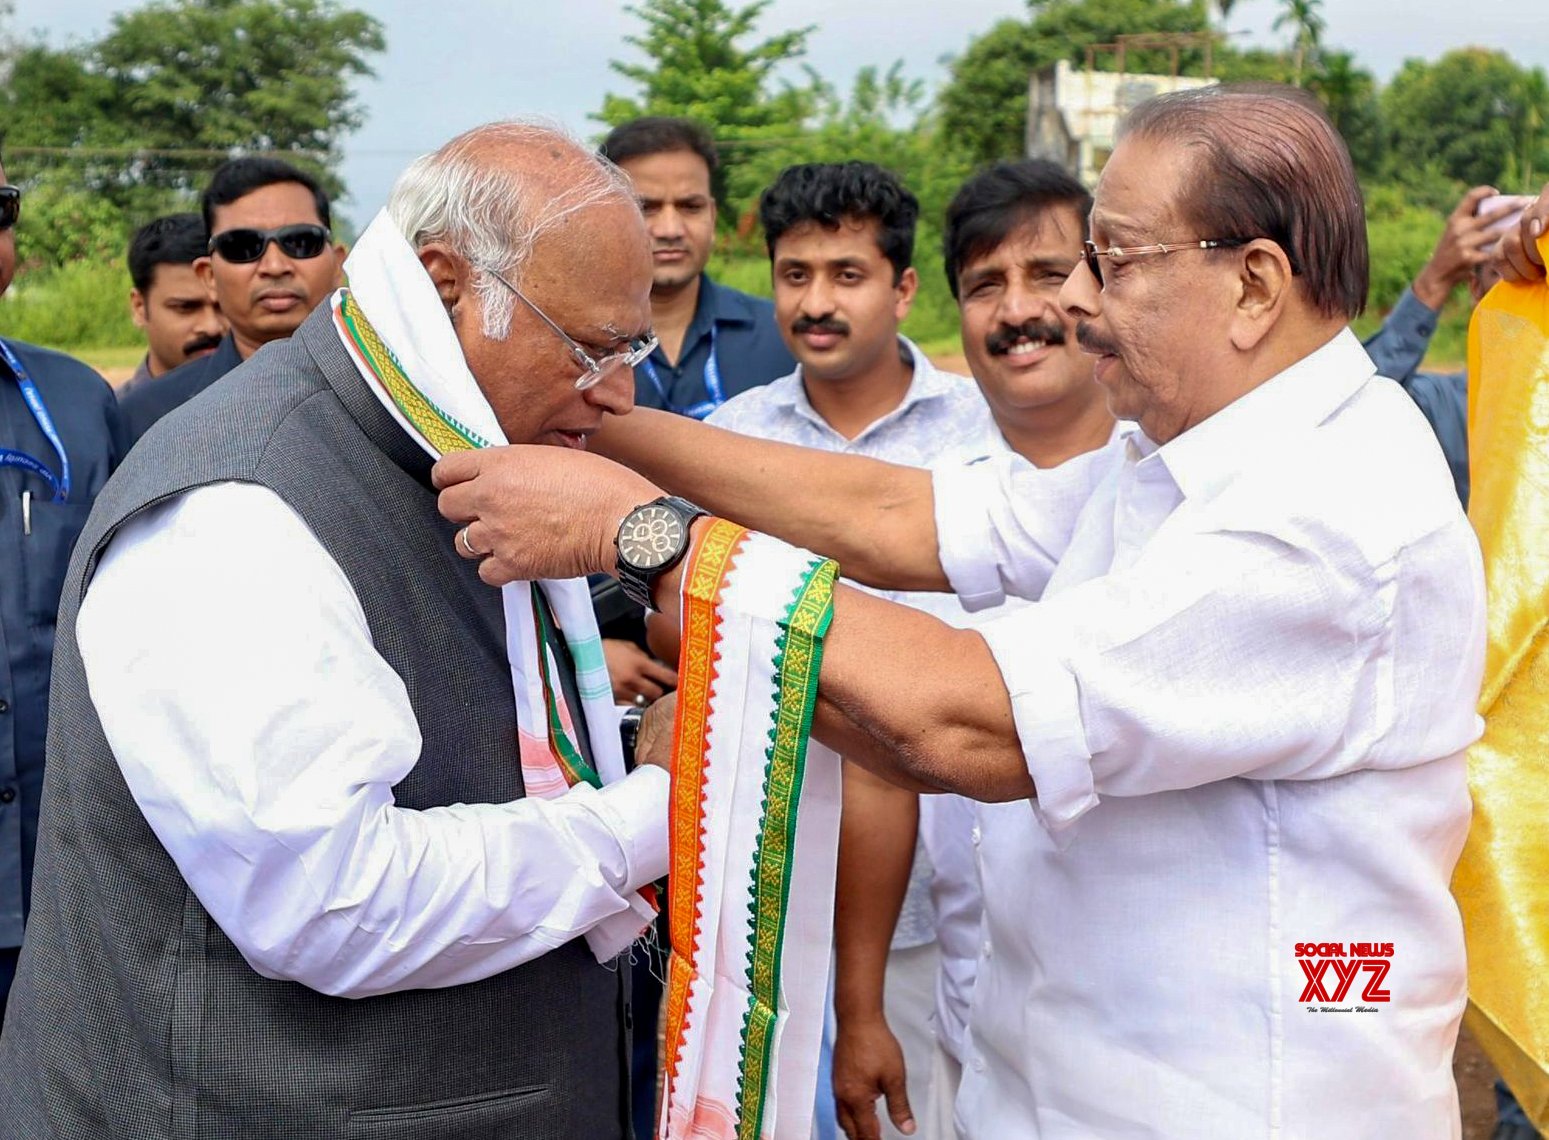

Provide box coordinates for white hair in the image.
[386,120,634,339]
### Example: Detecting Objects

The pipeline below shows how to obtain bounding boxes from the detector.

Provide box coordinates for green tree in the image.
[1382,48,1549,191]
[1307,50,1382,177]
[83,0,385,199]
[1272,0,1325,86]
[596,0,816,212]
[936,0,1213,170]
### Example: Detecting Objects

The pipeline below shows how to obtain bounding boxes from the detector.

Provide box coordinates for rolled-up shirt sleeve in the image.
[975,518,1484,831]
[932,440,1118,610]
[77,481,669,998]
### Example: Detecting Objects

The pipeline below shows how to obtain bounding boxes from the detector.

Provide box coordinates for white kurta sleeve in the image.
[77,481,668,998]
[932,440,1120,610]
[975,519,1485,831]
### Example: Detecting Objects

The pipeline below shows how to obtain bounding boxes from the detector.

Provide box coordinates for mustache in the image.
[251,286,306,303]
[182,333,224,356]
[1076,321,1120,356]
[985,319,1066,356]
[792,315,849,337]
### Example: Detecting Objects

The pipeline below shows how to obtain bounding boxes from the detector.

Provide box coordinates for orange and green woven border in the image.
[732,555,838,1140]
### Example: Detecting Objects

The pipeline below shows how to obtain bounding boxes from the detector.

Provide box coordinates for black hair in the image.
[758,162,918,282]
[201,157,331,236]
[943,161,1092,299]
[599,117,719,174]
[127,212,209,293]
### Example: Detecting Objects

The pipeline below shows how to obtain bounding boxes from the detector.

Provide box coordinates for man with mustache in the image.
[831,159,1115,1140]
[119,158,345,444]
[684,159,997,1140]
[436,85,1485,1139]
[120,213,228,388]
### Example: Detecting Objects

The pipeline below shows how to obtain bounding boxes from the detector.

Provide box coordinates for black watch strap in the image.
[615,495,709,610]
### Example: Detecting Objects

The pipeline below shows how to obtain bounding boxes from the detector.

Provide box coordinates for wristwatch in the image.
[614,495,710,610]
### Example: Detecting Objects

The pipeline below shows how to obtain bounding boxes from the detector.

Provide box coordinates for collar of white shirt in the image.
[1145,327,1375,503]
[773,336,962,437]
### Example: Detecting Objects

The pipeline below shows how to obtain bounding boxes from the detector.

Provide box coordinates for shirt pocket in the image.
[346,1084,553,1139]
[19,499,94,631]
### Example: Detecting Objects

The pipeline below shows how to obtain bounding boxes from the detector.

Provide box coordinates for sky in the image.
[16,0,1549,227]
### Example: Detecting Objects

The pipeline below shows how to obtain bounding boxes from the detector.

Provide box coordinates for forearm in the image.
[648,531,1026,800]
[595,407,947,591]
[833,765,919,1025]
[818,586,1032,802]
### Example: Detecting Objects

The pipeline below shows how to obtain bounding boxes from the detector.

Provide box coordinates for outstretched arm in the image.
[433,446,1033,802]
[591,407,947,592]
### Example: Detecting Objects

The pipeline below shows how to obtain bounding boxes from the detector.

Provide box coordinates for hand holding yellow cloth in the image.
[1457,229,1549,1128]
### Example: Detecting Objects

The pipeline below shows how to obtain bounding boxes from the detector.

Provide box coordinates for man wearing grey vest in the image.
[0,124,670,1138]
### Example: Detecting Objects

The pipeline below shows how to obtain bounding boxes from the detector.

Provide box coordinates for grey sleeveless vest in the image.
[0,306,631,1138]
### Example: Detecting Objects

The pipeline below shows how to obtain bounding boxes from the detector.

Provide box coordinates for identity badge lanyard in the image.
[0,338,71,503]
[639,324,724,421]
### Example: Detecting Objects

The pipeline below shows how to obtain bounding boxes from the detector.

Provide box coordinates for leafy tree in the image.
[936,0,1213,169]
[1382,48,1549,191]
[596,0,816,212]
[1272,0,1324,86]
[1307,50,1382,177]
[83,0,385,199]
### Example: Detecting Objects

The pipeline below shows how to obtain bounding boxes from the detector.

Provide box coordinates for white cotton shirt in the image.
[932,329,1485,1139]
[76,480,670,999]
[709,336,997,951]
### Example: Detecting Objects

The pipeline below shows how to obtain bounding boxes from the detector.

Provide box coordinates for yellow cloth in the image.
[1457,230,1549,1129]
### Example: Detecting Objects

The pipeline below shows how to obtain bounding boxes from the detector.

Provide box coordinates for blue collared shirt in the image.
[631,275,794,415]
[1363,287,1469,507]
[0,339,125,948]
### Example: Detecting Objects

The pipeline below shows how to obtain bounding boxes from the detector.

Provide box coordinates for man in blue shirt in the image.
[1363,186,1529,509]
[600,117,794,421]
[593,119,798,707]
[0,159,126,1021]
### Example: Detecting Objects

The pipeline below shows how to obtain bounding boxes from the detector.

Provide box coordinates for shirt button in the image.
[0,787,15,804]
[971,826,982,846]
[981,940,993,958]
[0,698,8,713]
[972,1055,987,1073]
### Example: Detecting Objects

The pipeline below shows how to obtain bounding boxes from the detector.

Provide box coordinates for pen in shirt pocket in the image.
[21,489,31,536]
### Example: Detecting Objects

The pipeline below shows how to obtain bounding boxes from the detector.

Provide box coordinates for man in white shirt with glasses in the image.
[436,86,1485,1139]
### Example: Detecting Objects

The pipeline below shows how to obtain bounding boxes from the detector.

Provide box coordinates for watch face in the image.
[619,504,686,570]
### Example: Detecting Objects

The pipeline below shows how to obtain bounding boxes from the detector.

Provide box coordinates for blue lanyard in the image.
[0,339,71,503]
[639,324,724,421]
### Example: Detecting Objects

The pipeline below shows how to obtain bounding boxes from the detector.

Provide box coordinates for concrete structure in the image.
[1027,58,1217,186]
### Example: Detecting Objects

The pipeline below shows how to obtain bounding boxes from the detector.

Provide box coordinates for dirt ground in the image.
[1458,1026,1507,1139]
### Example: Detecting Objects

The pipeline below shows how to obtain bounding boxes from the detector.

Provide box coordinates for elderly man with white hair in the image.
[0,123,667,1138]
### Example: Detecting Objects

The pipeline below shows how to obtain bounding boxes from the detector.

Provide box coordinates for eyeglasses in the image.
[0,187,21,232]
[1080,238,1248,288]
[209,223,332,264]
[480,266,658,391]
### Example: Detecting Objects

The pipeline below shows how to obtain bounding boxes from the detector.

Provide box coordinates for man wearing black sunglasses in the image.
[119,157,344,443]
[0,154,126,1026]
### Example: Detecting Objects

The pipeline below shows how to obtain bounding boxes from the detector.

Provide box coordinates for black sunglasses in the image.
[0,187,21,233]
[209,223,331,264]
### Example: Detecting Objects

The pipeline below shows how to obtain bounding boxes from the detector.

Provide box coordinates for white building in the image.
[1027,58,1218,186]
